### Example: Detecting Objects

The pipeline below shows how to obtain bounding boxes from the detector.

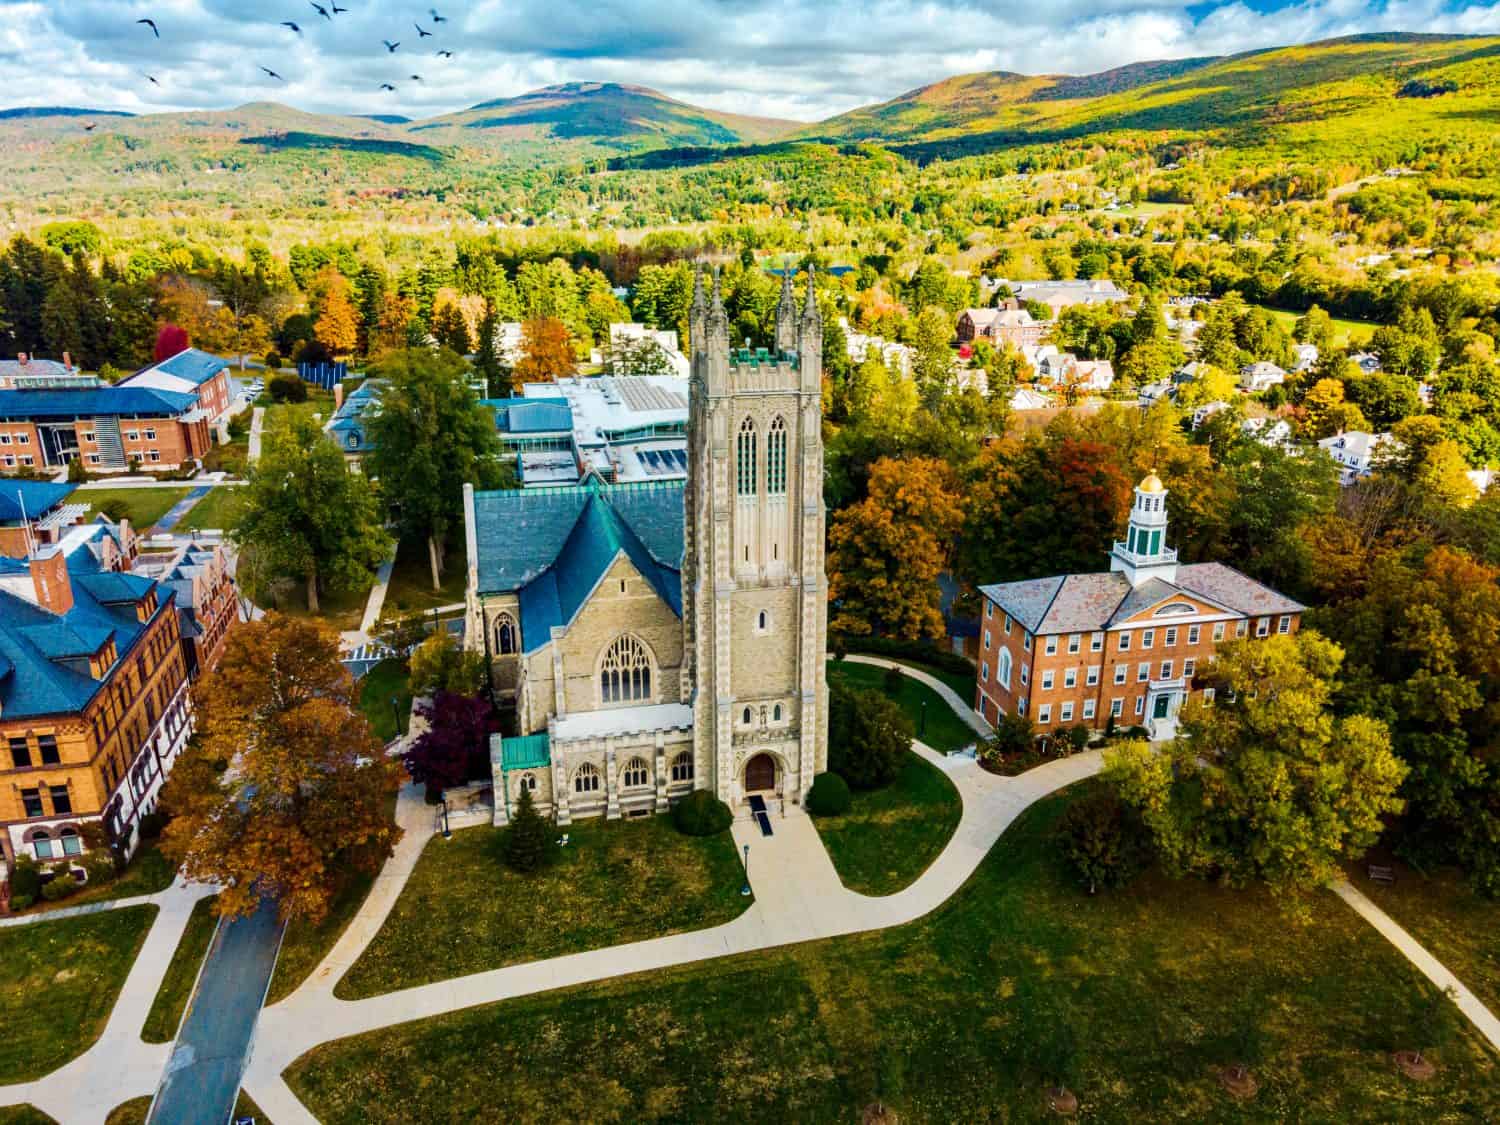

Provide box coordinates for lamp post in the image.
[740,842,751,897]
[920,699,927,737]
[440,797,451,840]
[390,695,400,737]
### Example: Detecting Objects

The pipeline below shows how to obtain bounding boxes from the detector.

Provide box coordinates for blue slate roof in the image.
[146,348,228,386]
[0,480,77,524]
[472,480,684,654]
[0,536,172,719]
[0,386,197,421]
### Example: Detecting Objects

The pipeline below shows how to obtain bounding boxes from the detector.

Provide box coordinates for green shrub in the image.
[503,786,552,873]
[40,871,80,902]
[138,811,167,840]
[829,681,911,790]
[269,373,308,403]
[67,459,88,483]
[882,664,906,696]
[81,853,116,886]
[97,497,132,523]
[263,350,283,371]
[807,772,852,816]
[1065,724,1092,752]
[10,855,41,901]
[672,790,733,837]
[8,893,33,911]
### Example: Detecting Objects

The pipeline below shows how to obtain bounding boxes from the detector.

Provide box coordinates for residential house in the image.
[325,379,385,461]
[1239,361,1287,393]
[0,522,193,870]
[1009,386,1051,411]
[984,278,1129,316]
[1190,401,1232,429]
[841,319,914,377]
[1350,352,1382,375]
[957,307,1046,349]
[974,474,1305,740]
[595,324,691,377]
[1318,431,1396,485]
[0,481,90,559]
[1242,416,1293,450]
[1292,343,1319,373]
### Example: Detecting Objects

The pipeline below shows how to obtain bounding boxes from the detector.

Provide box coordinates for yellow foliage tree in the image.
[514,316,577,382]
[315,270,360,357]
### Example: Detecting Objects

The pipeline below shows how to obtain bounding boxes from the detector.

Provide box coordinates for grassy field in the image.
[103,1097,148,1125]
[381,535,467,618]
[140,895,218,1043]
[0,905,156,1083]
[335,815,749,1000]
[266,868,379,1006]
[18,842,175,919]
[288,784,1500,1123]
[827,660,978,754]
[177,486,243,533]
[356,659,412,743]
[0,1108,56,1125]
[261,387,337,432]
[1255,304,1380,348]
[78,488,192,532]
[811,751,962,895]
[1354,864,1500,1018]
[847,653,977,704]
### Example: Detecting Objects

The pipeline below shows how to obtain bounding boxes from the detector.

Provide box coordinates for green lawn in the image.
[381,535,467,618]
[812,751,962,896]
[177,486,243,533]
[19,841,175,919]
[201,436,249,477]
[266,867,379,1005]
[335,815,750,1000]
[288,785,1500,1124]
[78,488,192,532]
[262,388,336,432]
[0,905,157,1083]
[357,659,412,743]
[103,1097,148,1125]
[827,660,979,754]
[0,1108,57,1125]
[234,1089,270,1123]
[141,895,219,1043]
[851,654,977,703]
[1254,304,1379,348]
[1354,865,1500,1018]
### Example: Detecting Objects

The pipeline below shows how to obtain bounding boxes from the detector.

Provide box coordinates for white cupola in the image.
[1110,472,1178,587]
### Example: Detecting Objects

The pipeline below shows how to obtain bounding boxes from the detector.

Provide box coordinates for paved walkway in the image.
[149,899,284,1125]
[1332,880,1500,1052]
[0,880,218,1125]
[247,407,266,463]
[151,485,211,534]
[843,653,993,738]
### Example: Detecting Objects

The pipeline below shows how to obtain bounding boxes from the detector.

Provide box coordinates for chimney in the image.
[63,351,72,373]
[30,546,73,616]
[333,383,345,411]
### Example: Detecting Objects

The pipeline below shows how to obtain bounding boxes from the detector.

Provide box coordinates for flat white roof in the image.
[553,702,694,743]
[522,375,688,447]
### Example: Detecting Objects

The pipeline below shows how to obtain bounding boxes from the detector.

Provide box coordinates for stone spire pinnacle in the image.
[774,267,797,353]
[709,265,727,324]
[801,264,819,322]
[691,262,707,313]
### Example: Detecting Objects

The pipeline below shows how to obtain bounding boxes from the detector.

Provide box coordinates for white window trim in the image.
[1041,670,1055,691]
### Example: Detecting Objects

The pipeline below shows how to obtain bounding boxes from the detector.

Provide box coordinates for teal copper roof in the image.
[499,733,550,771]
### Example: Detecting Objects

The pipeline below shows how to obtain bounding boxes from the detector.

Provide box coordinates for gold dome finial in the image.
[1139,470,1165,494]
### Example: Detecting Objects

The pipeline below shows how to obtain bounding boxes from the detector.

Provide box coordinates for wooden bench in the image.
[1368,864,1395,886]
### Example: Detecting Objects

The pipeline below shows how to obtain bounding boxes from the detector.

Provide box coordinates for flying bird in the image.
[281,21,302,34]
[83,123,98,131]
[410,74,423,81]
[260,66,284,80]
[379,83,397,91]
[144,73,161,86]
[437,49,453,58]
[430,8,447,22]
[136,18,159,37]
[331,1,348,10]
[414,22,433,38]
[311,2,331,19]
[383,39,400,52]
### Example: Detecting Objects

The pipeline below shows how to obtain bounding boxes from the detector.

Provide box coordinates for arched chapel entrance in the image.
[744,753,777,794]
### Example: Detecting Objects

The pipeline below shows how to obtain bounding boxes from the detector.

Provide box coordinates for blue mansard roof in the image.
[0,480,78,525]
[0,386,197,421]
[145,348,229,386]
[471,480,684,654]
[0,530,173,719]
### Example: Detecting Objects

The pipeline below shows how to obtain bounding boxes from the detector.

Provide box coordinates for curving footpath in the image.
[842,653,993,738]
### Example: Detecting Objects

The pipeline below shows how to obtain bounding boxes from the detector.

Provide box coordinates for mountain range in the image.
[2,33,1497,196]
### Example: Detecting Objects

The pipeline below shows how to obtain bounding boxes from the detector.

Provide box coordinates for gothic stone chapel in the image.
[463,267,829,825]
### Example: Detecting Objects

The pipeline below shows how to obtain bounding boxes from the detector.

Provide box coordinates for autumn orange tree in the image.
[314,267,359,357]
[514,316,576,382]
[828,456,962,640]
[160,614,402,923]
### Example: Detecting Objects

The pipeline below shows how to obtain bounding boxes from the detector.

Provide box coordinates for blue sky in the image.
[1,0,1498,121]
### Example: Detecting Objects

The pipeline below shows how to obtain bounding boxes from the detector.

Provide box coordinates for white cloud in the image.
[0,0,1496,121]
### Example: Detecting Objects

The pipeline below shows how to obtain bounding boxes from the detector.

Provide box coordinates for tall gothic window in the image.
[767,415,788,495]
[495,613,518,655]
[574,762,600,793]
[599,634,653,704]
[736,417,757,497]
[671,751,694,782]
[622,757,650,788]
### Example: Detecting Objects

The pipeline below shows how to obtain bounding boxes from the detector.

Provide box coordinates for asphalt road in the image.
[148,899,284,1125]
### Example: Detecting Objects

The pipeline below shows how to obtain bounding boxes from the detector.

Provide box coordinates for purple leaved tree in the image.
[403,692,499,797]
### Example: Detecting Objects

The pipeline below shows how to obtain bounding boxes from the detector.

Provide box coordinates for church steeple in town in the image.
[1109,472,1178,587]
